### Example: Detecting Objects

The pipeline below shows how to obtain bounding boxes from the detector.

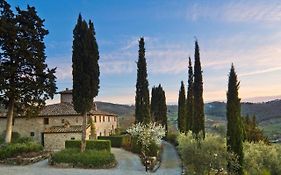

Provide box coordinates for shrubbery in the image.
[98,136,123,147]
[166,132,178,146]
[244,141,281,175]
[177,132,239,175]
[65,140,111,151]
[0,142,43,160]
[51,148,116,168]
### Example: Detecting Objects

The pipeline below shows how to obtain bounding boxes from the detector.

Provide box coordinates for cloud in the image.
[186,0,281,23]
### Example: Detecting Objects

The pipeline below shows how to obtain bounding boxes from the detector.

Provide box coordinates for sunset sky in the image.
[9,0,281,104]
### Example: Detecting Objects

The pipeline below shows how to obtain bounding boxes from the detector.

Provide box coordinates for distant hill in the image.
[95,101,134,117]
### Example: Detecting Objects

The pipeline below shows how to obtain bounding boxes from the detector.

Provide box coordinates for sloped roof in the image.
[44,124,90,133]
[39,102,116,117]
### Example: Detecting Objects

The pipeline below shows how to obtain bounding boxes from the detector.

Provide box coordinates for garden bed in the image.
[0,151,50,165]
[49,148,117,169]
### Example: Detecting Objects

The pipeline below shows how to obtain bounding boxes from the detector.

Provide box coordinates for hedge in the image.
[65,140,111,151]
[0,142,43,160]
[98,136,123,147]
[98,135,131,148]
[51,148,116,168]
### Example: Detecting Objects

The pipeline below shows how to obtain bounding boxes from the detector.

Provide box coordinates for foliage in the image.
[135,37,151,124]
[186,57,194,132]
[150,84,167,134]
[51,149,116,168]
[65,140,111,151]
[177,132,239,175]
[243,115,269,143]
[0,142,43,159]
[72,14,100,152]
[98,136,124,148]
[193,40,205,138]
[226,64,244,174]
[244,141,281,175]
[126,122,165,155]
[178,81,186,132]
[166,131,179,146]
[0,0,56,143]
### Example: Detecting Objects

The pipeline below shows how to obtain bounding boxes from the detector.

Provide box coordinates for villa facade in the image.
[0,89,118,150]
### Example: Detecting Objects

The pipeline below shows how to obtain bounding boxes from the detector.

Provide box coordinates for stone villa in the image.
[0,89,118,150]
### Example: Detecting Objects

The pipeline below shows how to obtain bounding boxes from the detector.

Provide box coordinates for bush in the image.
[0,142,43,160]
[98,136,123,147]
[177,132,239,175]
[244,141,281,175]
[51,148,116,168]
[166,132,178,146]
[131,136,142,154]
[65,140,111,151]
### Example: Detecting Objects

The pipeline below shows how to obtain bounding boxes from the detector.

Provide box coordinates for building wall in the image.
[44,132,87,151]
[60,93,72,103]
[0,114,118,145]
[92,115,118,136]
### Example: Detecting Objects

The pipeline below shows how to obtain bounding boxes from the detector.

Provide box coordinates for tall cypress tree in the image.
[178,81,186,132]
[0,2,56,143]
[135,37,150,124]
[72,14,100,152]
[151,84,167,134]
[226,64,243,174]
[193,40,205,138]
[186,57,193,132]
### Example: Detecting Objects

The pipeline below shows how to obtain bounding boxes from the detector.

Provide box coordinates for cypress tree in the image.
[226,64,243,174]
[178,81,186,132]
[186,57,194,132]
[0,2,56,143]
[135,37,150,124]
[72,14,100,152]
[193,40,205,138]
[151,85,167,134]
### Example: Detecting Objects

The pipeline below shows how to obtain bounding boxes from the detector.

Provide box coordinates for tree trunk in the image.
[80,112,87,152]
[5,98,15,143]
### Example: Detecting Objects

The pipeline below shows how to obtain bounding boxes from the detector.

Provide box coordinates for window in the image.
[71,137,75,140]
[44,118,49,125]
[104,129,106,136]
[94,116,96,123]
[100,132,102,136]
[108,116,110,122]
[99,116,101,122]
[76,117,79,123]
[103,116,105,122]
[30,132,35,137]
[61,119,65,123]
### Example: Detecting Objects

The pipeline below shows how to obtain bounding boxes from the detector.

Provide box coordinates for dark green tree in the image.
[193,40,205,138]
[72,14,100,152]
[226,64,244,174]
[0,1,56,143]
[186,57,193,132]
[135,37,150,124]
[178,81,186,132]
[151,84,167,134]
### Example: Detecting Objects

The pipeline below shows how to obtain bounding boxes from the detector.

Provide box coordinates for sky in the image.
[8,0,281,105]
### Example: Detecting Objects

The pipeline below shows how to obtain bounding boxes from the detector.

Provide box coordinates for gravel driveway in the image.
[0,142,181,175]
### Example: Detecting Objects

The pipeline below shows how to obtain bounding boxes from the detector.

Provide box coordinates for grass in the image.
[51,148,116,168]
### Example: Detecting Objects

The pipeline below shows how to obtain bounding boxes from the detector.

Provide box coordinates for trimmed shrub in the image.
[65,140,111,151]
[98,136,127,148]
[0,142,43,160]
[51,148,116,168]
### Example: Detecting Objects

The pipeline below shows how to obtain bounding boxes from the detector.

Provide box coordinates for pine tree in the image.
[193,40,205,138]
[186,57,194,132]
[226,64,243,174]
[151,84,167,134]
[72,14,100,152]
[135,37,150,124]
[0,2,56,143]
[178,81,186,132]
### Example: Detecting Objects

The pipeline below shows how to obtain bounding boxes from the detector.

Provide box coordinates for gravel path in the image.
[0,142,181,175]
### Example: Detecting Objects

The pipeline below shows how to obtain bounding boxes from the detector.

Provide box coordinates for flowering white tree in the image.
[127,122,165,155]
